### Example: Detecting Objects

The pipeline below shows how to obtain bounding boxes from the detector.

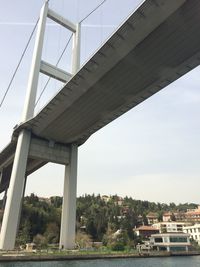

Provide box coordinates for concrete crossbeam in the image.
[40,60,72,83]
[29,137,70,165]
[59,144,78,249]
[47,8,76,32]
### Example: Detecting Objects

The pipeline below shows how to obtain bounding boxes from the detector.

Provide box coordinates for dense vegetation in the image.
[5,193,197,248]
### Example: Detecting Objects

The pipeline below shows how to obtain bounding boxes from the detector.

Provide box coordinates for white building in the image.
[101,195,111,202]
[162,212,173,222]
[153,222,191,233]
[150,233,191,252]
[183,224,200,245]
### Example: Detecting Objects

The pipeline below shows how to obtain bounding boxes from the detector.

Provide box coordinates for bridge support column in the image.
[0,129,31,250]
[2,188,7,210]
[59,144,78,249]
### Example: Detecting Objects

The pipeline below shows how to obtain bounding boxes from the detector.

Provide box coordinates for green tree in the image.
[75,231,92,249]
[44,223,59,244]
[16,220,31,246]
[33,234,47,249]
[107,230,130,251]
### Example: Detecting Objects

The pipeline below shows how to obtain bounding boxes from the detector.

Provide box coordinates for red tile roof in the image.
[134,226,158,231]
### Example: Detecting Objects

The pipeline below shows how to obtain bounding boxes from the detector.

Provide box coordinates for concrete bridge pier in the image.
[0,2,48,250]
[59,144,78,249]
[0,129,31,250]
[59,20,80,250]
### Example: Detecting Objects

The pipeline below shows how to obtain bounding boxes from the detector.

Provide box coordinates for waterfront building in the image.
[153,222,192,233]
[183,223,200,245]
[150,233,191,252]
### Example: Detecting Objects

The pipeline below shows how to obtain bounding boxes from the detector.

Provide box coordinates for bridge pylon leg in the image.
[0,130,31,250]
[59,144,78,249]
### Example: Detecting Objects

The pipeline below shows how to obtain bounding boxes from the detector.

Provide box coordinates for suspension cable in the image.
[80,0,107,23]
[35,33,73,107]
[0,18,39,109]
[0,0,106,110]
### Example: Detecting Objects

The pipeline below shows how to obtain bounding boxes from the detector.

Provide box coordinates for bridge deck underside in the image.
[0,141,47,192]
[1,0,200,192]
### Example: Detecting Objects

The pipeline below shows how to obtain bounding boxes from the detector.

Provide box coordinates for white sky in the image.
[0,0,200,204]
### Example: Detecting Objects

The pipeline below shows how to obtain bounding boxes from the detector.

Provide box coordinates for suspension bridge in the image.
[0,0,200,250]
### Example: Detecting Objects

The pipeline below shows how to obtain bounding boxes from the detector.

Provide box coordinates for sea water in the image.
[0,256,199,267]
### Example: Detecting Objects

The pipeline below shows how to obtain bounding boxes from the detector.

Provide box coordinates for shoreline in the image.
[0,251,199,262]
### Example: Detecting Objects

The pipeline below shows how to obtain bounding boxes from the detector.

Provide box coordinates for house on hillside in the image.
[173,211,186,222]
[101,195,111,203]
[134,225,159,239]
[162,212,174,222]
[38,197,51,204]
[146,212,159,225]
[153,222,192,233]
[185,206,200,223]
[116,196,124,206]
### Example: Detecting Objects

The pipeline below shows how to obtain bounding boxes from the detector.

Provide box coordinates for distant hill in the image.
[1,193,197,247]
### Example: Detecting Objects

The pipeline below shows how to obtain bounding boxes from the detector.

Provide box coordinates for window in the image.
[170,246,186,252]
[169,237,187,243]
[159,246,167,251]
[155,238,163,243]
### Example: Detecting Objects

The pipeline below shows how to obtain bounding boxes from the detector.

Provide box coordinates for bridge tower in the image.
[0,1,80,250]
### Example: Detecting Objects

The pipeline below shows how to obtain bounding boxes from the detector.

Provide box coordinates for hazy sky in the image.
[0,0,200,204]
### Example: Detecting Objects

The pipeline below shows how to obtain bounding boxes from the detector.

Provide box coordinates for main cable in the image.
[80,0,106,23]
[0,18,39,109]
